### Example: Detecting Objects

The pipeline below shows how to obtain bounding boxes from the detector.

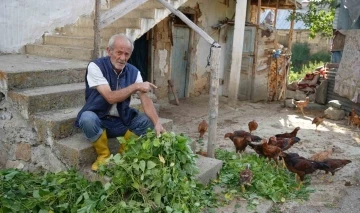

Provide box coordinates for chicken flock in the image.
[197,117,353,192]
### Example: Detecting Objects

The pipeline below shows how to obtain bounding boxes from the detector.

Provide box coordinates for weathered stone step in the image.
[76,17,142,29]
[32,98,161,142]
[26,44,93,61]
[8,82,85,119]
[0,55,87,91]
[44,35,94,49]
[54,117,173,168]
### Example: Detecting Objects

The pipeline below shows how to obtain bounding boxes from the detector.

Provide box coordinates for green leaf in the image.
[38,210,48,213]
[139,160,146,172]
[153,138,160,147]
[147,161,157,170]
[154,193,162,206]
[144,207,150,212]
[104,182,111,191]
[33,189,40,198]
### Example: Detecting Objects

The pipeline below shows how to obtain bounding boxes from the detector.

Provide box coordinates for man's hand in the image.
[154,121,166,136]
[136,82,157,93]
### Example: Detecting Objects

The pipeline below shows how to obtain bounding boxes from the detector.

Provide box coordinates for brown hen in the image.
[261,139,282,166]
[281,152,329,190]
[322,158,352,181]
[294,97,310,116]
[275,127,300,139]
[310,146,335,162]
[248,120,258,134]
[198,120,208,139]
[224,133,251,157]
[312,114,327,131]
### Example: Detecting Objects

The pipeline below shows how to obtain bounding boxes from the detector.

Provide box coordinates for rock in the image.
[308,93,316,102]
[324,107,345,120]
[286,89,296,99]
[294,90,307,100]
[285,99,296,108]
[327,100,342,109]
[315,79,328,105]
[287,82,298,91]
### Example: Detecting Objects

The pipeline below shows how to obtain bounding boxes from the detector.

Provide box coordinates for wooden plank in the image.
[207,47,221,158]
[156,0,220,48]
[93,0,101,59]
[228,0,248,106]
[99,0,147,29]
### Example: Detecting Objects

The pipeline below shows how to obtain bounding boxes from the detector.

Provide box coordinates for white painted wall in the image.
[0,0,94,53]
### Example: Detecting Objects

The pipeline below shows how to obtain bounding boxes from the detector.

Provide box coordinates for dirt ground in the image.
[158,95,360,212]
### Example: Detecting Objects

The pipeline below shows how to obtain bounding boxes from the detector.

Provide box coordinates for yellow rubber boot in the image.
[91,130,110,171]
[118,130,138,154]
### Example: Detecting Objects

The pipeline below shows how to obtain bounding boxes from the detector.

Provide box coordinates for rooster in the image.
[248,120,258,134]
[295,97,310,116]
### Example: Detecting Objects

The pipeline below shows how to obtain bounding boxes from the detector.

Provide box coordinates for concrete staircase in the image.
[25,0,188,60]
[1,55,173,171]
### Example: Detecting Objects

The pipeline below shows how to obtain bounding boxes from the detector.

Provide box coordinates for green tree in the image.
[288,0,337,38]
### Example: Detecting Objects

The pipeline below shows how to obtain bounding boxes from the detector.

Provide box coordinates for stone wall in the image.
[334,30,360,104]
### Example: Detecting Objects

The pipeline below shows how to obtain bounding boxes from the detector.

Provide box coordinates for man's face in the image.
[107,38,132,71]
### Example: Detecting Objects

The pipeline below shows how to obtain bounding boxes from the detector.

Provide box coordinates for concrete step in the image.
[26,44,93,60]
[0,55,87,91]
[76,17,142,29]
[32,98,161,142]
[44,35,94,49]
[55,26,128,37]
[8,82,85,119]
[54,117,173,168]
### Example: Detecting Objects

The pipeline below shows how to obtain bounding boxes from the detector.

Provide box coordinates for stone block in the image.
[285,99,296,108]
[315,79,328,104]
[294,90,307,100]
[15,143,31,161]
[286,89,296,99]
[325,107,345,120]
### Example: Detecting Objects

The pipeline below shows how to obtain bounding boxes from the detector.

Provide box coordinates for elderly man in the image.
[75,34,165,171]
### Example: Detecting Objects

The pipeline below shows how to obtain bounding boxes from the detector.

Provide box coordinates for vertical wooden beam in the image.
[288,9,295,52]
[93,0,101,60]
[207,46,221,158]
[284,9,295,105]
[274,0,279,27]
[251,0,261,100]
[228,0,248,106]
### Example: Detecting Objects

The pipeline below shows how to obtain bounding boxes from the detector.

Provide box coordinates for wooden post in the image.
[274,0,279,27]
[156,0,220,48]
[207,46,221,158]
[283,9,295,105]
[228,0,248,106]
[288,9,295,52]
[251,0,261,101]
[93,0,101,60]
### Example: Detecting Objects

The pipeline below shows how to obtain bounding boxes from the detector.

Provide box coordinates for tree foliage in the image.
[288,0,338,38]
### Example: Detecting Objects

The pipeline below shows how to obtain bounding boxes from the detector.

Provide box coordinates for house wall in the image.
[151,0,236,100]
[0,0,94,53]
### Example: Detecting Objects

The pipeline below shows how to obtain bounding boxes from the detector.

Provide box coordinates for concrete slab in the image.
[195,155,223,185]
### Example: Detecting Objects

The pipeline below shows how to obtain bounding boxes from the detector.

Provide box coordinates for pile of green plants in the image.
[0,131,316,212]
[214,149,314,211]
[0,131,217,213]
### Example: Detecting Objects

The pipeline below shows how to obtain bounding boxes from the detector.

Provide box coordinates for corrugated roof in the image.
[260,9,307,30]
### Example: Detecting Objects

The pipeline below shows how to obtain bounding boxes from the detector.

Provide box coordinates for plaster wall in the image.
[152,0,235,100]
[0,0,94,53]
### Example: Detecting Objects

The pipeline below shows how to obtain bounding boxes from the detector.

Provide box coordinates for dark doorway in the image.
[128,33,149,81]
